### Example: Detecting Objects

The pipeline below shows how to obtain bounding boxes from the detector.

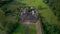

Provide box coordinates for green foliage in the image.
[0,0,60,34]
[43,0,60,21]
[0,0,26,34]
[0,0,13,7]
[39,16,60,34]
[12,24,26,34]
[42,22,60,34]
[43,0,49,4]
[6,23,19,34]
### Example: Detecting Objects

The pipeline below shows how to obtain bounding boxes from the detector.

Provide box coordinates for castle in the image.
[19,7,38,23]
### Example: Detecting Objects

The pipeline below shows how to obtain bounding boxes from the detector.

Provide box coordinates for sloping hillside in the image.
[16,0,58,25]
[0,0,60,34]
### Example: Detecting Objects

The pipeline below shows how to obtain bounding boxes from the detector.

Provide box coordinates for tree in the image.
[0,0,13,7]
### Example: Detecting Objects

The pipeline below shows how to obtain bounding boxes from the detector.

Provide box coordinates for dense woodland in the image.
[0,0,22,34]
[0,0,60,34]
[43,0,60,21]
[43,0,60,34]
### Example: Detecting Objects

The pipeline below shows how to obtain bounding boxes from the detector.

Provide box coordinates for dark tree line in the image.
[0,0,13,7]
[38,14,60,34]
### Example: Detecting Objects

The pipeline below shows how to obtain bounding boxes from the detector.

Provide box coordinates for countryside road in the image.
[22,21,43,34]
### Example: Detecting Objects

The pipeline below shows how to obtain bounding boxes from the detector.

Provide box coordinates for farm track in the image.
[22,21,43,34]
[36,21,43,34]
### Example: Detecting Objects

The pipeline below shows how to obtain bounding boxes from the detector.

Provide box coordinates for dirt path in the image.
[36,21,43,34]
[23,21,43,34]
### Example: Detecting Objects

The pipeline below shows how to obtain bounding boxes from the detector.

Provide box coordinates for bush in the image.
[43,0,49,4]
[0,0,13,7]
[5,22,19,34]
[39,15,60,34]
